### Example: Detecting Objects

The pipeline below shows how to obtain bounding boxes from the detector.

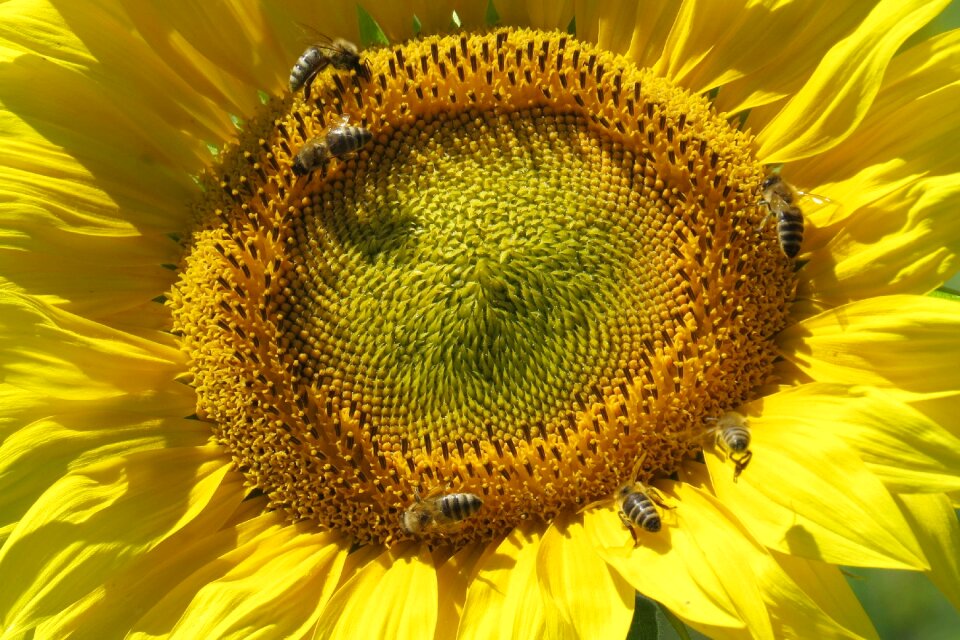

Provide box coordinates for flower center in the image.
[170,28,796,545]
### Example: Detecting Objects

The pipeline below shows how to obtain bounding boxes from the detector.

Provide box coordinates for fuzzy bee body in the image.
[400,490,483,536]
[760,174,805,259]
[618,485,662,534]
[326,119,373,157]
[292,117,372,177]
[292,137,330,176]
[711,411,754,481]
[289,38,369,98]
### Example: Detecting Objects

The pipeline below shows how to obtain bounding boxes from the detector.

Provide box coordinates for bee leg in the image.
[647,487,674,510]
[302,71,319,100]
[731,450,753,482]
[618,511,641,547]
[755,209,773,232]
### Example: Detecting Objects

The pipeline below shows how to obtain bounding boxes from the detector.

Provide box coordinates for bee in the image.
[399,487,483,536]
[616,480,672,545]
[325,116,373,158]
[289,37,370,99]
[759,174,805,258]
[707,411,753,481]
[292,137,330,176]
[292,116,372,177]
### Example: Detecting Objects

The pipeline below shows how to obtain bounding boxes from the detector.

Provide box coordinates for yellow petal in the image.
[790,29,960,213]
[47,1,273,109]
[650,0,724,86]
[586,481,773,639]
[905,390,960,440]
[801,176,960,304]
[42,491,275,638]
[748,384,960,493]
[680,464,878,639]
[522,0,575,31]
[780,295,960,393]
[582,0,679,69]
[537,512,634,640]
[756,0,949,162]
[314,544,438,640]
[0,290,185,396]
[658,0,861,95]
[0,395,207,537]
[707,387,928,569]
[895,493,960,611]
[0,128,189,321]
[128,527,347,640]
[434,542,488,640]
[0,445,232,636]
[333,542,385,593]
[0,0,92,64]
[827,386,960,493]
[459,525,549,639]
[713,3,882,118]
[769,552,879,640]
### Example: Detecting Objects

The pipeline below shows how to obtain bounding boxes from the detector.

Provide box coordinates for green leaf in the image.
[626,593,697,640]
[736,109,751,130]
[657,603,693,640]
[205,142,220,156]
[930,287,960,302]
[567,16,576,36]
[450,10,462,30]
[257,89,270,105]
[627,593,660,640]
[485,0,500,26]
[229,114,244,130]
[412,14,422,37]
[356,5,389,47]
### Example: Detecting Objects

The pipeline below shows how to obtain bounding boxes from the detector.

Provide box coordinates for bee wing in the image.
[293,21,336,47]
[795,189,834,206]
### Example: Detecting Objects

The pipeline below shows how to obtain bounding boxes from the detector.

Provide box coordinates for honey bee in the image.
[325,116,373,158]
[292,137,330,176]
[289,37,370,99]
[399,487,483,536]
[759,174,805,258]
[292,116,373,177]
[707,411,753,481]
[617,482,669,544]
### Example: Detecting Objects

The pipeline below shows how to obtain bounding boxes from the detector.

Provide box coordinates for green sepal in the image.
[357,5,389,47]
[485,0,500,26]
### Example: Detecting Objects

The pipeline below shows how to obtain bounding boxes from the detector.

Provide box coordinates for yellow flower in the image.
[1,1,959,638]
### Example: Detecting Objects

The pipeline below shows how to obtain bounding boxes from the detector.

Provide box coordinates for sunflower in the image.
[2,0,959,638]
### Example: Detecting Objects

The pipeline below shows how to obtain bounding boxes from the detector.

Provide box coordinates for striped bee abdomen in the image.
[777,205,804,258]
[621,490,661,532]
[439,493,483,522]
[720,422,751,453]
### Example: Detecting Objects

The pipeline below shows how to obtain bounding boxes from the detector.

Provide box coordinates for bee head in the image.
[292,158,309,176]
[761,175,780,190]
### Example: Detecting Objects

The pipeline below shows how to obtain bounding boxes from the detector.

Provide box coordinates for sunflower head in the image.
[2,1,959,639]
[170,26,797,546]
